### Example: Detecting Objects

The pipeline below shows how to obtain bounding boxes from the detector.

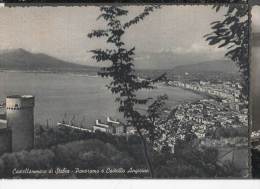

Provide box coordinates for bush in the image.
[0,124,246,178]
[213,126,247,139]
[0,149,55,178]
[35,125,93,148]
[51,139,136,178]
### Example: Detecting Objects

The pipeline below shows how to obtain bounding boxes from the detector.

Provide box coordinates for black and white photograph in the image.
[0,4,249,178]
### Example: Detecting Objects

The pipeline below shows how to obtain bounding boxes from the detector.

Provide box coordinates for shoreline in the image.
[0,69,99,77]
[0,70,207,127]
[166,84,213,100]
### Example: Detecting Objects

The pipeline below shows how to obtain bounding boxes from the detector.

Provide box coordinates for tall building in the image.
[0,95,35,155]
[6,95,35,152]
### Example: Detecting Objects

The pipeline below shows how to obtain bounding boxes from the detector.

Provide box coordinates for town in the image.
[73,79,247,151]
[168,80,242,103]
[165,79,248,144]
[0,79,249,175]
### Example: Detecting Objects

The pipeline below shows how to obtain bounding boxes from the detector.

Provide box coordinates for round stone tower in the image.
[6,95,35,152]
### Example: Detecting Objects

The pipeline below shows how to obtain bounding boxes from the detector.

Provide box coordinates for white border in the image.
[1,180,260,189]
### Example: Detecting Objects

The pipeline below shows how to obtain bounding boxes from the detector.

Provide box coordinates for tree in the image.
[147,94,168,145]
[88,6,166,177]
[204,3,248,99]
[0,149,55,178]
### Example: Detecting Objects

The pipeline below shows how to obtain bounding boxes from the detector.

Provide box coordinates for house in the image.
[92,119,110,133]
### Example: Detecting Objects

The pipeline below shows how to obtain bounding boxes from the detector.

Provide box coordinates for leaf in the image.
[208,37,222,45]
[204,4,248,98]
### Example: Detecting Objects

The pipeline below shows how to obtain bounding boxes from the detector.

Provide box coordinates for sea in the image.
[0,71,203,127]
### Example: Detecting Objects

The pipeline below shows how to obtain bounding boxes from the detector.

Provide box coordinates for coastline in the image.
[0,69,98,77]
[165,84,212,100]
[0,70,204,127]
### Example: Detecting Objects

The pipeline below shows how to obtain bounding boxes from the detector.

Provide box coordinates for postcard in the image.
[0,3,249,178]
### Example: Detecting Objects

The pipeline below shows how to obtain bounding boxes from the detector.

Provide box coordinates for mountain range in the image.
[171,60,239,74]
[0,48,239,76]
[0,48,98,74]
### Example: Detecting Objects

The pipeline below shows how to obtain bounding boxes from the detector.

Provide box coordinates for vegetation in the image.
[0,124,243,178]
[205,3,249,99]
[88,5,166,177]
[86,4,249,178]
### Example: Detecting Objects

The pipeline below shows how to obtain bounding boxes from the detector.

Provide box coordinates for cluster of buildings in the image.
[149,83,248,169]
[174,98,248,139]
[169,80,242,103]
[92,117,126,135]
[150,96,248,154]
[162,80,248,141]
[59,116,136,136]
[149,78,248,153]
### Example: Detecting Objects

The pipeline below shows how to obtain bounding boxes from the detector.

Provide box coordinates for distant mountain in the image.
[137,60,240,82]
[134,50,230,70]
[0,48,98,74]
[0,49,240,80]
[171,60,239,74]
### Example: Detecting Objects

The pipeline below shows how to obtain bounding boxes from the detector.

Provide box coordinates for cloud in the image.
[158,42,225,55]
[0,5,229,69]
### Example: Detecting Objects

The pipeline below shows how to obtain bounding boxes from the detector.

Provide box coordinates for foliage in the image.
[0,125,245,178]
[52,139,136,177]
[34,124,93,148]
[0,149,55,178]
[146,94,168,145]
[152,140,243,178]
[35,124,131,152]
[88,5,167,177]
[205,4,249,99]
[0,137,139,178]
[87,5,161,123]
[212,126,247,139]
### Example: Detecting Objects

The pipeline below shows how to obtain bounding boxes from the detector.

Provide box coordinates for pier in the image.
[57,122,93,132]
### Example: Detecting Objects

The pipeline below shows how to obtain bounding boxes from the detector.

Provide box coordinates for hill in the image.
[0,49,241,81]
[137,60,240,82]
[0,48,99,74]
[171,60,239,74]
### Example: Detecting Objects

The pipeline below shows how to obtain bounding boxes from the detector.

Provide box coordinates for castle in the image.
[0,95,35,155]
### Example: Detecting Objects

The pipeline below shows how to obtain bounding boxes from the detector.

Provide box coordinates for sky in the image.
[0,5,229,69]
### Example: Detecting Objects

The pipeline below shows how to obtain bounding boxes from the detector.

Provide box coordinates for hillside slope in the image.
[0,48,98,73]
